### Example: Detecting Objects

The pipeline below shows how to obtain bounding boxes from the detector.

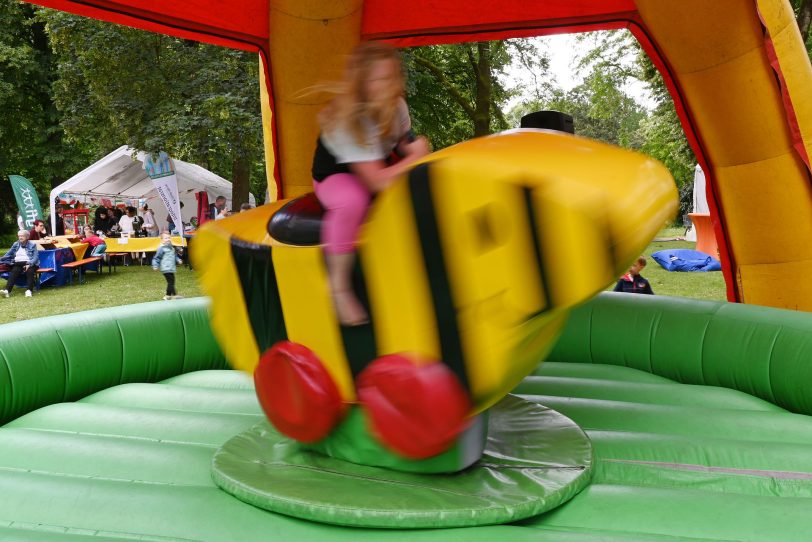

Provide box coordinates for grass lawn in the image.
[0,227,727,324]
[628,226,726,301]
[0,263,202,325]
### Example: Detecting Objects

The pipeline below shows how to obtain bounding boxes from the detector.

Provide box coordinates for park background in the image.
[1,1,810,322]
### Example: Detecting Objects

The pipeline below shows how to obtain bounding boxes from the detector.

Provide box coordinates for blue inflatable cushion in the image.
[651,249,721,272]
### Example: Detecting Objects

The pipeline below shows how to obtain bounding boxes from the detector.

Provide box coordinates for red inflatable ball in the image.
[254,341,346,443]
[357,354,471,459]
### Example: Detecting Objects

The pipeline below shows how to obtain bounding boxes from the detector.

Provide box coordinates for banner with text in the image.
[9,175,43,230]
[144,152,183,235]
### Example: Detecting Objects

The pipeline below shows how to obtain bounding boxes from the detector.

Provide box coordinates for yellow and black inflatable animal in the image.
[193,129,677,472]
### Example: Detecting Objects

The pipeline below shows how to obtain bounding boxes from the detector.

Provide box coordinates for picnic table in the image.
[61,256,103,285]
[102,236,186,253]
[0,244,90,289]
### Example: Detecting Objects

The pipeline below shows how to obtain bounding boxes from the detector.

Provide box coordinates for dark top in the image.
[311,130,416,182]
[312,137,352,182]
[613,274,654,295]
[29,228,46,240]
[94,216,116,234]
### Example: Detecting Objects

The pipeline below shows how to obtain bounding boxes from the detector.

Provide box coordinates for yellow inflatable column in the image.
[267,0,363,199]
[259,55,277,203]
[636,0,812,311]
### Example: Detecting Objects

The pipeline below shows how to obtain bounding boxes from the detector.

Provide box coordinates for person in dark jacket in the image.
[613,256,654,295]
[93,209,116,235]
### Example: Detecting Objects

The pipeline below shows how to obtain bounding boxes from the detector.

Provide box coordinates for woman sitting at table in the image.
[29,220,50,241]
[80,226,107,257]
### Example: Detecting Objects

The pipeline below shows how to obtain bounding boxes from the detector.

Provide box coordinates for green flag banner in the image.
[8,175,44,230]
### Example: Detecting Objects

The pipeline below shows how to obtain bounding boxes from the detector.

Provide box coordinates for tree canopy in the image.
[2,4,811,239]
[0,2,87,236]
[43,9,265,209]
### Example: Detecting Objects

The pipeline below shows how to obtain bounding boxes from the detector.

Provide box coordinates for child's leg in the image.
[164,272,176,296]
[313,174,372,325]
[313,173,372,253]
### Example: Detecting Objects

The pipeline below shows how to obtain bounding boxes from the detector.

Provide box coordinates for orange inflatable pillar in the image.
[267,1,363,199]
[688,213,719,259]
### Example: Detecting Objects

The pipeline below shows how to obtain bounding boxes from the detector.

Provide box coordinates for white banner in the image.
[144,152,183,235]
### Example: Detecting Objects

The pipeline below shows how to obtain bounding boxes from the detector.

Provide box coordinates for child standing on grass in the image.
[614,256,654,295]
[152,232,183,300]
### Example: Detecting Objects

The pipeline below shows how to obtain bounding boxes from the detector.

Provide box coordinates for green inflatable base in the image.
[211,395,593,528]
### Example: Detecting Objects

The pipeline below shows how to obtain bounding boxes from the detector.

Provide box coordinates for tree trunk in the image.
[231,154,251,210]
[798,0,812,43]
[473,42,492,137]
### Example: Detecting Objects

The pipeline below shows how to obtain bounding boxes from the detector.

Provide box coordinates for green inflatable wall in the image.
[0,294,811,540]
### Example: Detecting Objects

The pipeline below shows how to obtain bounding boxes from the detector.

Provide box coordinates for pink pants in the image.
[313,173,372,255]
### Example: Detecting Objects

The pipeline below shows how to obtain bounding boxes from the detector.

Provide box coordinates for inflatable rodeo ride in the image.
[2,0,812,539]
[194,130,676,526]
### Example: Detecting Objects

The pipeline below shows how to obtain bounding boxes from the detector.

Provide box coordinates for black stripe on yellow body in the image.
[521,185,554,315]
[230,240,288,352]
[338,255,378,377]
[407,162,471,392]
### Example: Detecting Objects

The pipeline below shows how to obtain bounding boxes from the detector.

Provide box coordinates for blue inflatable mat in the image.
[651,249,721,272]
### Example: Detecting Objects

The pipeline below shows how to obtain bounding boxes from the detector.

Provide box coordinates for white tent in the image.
[685,164,709,242]
[49,145,255,233]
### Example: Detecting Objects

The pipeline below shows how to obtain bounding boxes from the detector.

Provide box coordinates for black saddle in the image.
[267,193,324,246]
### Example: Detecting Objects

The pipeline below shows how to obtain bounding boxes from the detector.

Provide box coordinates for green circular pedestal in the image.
[211,394,593,529]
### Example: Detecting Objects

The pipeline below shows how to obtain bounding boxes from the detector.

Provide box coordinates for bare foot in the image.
[332,289,369,326]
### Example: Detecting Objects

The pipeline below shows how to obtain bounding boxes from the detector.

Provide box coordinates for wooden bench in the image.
[105,252,128,273]
[0,266,54,291]
[62,257,102,285]
[34,267,54,291]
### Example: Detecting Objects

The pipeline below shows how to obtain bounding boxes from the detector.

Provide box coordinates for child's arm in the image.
[151,247,162,269]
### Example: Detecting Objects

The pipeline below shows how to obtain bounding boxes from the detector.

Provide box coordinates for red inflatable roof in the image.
[28,0,638,52]
[28,0,270,52]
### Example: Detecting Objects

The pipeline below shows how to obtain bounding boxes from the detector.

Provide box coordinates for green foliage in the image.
[404,40,548,150]
[509,32,646,149]
[40,9,265,205]
[790,0,812,56]
[510,30,694,224]
[0,2,89,236]
[0,234,19,248]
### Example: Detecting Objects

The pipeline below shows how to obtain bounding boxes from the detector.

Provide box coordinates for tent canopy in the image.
[49,145,254,231]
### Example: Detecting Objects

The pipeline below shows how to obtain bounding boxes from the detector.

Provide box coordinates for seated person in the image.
[94,209,116,235]
[29,219,49,241]
[80,226,107,257]
[0,230,40,298]
[613,256,654,295]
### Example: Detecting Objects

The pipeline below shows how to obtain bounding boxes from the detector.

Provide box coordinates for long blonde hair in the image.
[318,42,405,146]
